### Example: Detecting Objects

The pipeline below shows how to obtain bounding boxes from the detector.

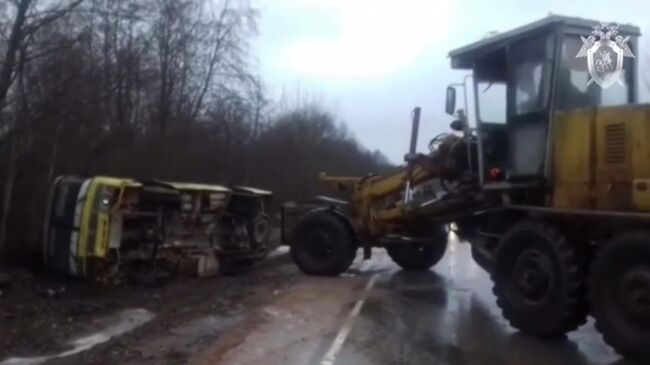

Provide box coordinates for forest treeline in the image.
[0,0,391,260]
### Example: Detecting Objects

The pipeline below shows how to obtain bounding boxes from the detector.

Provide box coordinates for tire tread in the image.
[491,220,588,336]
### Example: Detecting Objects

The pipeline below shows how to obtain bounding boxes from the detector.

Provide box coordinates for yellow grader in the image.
[43,176,272,283]
[288,16,650,361]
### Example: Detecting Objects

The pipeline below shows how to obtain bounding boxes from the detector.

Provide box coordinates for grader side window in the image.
[506,34,554,179]
[474,47,507,125]
[477,82,507,124]
[510,35,554,116]
[514,62,544,114]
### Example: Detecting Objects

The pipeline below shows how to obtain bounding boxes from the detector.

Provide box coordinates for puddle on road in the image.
[1,308,155,365]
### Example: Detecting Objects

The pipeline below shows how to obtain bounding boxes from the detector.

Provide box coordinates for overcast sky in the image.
[252,0,650,163]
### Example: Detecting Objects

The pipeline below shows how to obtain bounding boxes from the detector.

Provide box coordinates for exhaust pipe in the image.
[403,107,421,204]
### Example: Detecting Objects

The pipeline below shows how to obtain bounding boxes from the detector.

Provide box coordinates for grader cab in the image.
[288,16,650,361]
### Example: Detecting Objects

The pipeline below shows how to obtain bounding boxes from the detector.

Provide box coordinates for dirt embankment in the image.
[0,250,296,365]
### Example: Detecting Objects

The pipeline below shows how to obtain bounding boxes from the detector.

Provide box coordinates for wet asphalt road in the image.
[193,235,642,365]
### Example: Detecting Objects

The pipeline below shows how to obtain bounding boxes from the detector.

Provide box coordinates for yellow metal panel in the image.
[366,170,406,198]
[79,179,123,265]
[593,105,650,210]
[553,183,593,209]
[78,179,99,274]
[595,107,635,183]
[630,107,650,180]
[94,213,110,258]
[632,179,650,210]
[553,105,650,211]
[629,106,650,210]
[365,166,429,198]
[372,205,404,222]
[552,108,595,209]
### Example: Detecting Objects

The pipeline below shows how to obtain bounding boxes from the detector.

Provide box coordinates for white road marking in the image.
[320,274,379,365]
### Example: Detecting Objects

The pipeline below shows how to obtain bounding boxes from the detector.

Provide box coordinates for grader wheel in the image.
[492,220,588,337]
[386,225,448,272]
[589,232,650,362]
[290,211,357,276]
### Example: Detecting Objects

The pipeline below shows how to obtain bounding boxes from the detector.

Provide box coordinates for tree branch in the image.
[20,42,76,64]
[21,0,86,40]
[0,0,32,112]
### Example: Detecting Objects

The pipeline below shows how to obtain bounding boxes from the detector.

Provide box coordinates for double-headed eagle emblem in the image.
[576,23,634,88]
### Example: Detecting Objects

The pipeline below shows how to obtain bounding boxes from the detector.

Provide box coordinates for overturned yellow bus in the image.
[43,176,272,283]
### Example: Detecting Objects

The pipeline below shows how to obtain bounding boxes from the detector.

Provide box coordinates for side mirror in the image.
[445,86,456,115]
[450,119,465,131]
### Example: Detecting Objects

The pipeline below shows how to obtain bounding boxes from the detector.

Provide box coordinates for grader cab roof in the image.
[448,15,641,69]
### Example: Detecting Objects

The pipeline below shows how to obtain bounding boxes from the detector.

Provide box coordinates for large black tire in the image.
[589,232,650,362]
[290,211,357,276]
[492,220,588,337]
[386,225,448,271]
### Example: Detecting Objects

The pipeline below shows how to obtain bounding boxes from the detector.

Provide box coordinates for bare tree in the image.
[0,0,32,112]
[0,0,85,255]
